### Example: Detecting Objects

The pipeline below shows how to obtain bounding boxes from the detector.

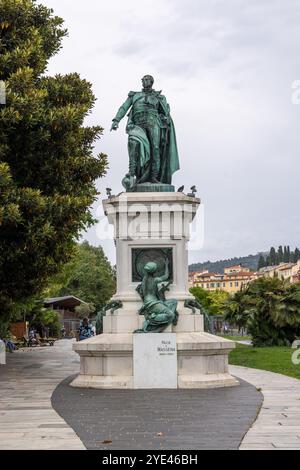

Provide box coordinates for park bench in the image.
[20,335,56,347]
[35,334,56,346]
[21,335,38,347]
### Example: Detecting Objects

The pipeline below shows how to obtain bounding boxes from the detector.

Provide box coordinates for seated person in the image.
[77,317,94,341]
[3,338,17,353]
[28,328,39,346]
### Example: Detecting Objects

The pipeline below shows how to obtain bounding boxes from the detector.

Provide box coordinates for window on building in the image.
[223,282,226,287]
[235,281,239,287]
[230,282,233,287]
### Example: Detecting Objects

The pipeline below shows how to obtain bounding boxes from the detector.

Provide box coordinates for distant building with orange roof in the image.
[189,259,300,294]
[224,265,250,274]
[189,265,257,293]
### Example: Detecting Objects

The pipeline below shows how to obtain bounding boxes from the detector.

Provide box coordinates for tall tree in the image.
[257,254,265,270]
[269,247,276,265]
[0,1,107,330]
[283,245,287,263]
[278,246,284,263]
[45,242,116,313]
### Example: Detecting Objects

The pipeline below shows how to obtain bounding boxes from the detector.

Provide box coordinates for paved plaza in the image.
[0,340,300,450]
[0,340,84,450]
[52,374,261,450]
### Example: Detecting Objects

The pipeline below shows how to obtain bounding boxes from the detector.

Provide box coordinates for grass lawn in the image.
[218,334,251,342]
[229,343,300,380]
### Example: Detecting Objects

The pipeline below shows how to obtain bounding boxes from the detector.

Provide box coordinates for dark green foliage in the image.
[269,247,276,265]
[27,301,61,337]
[190,286,229,316]
[189,286,211,311]
[294,248,300,263]
[224,277,300,346]
[278,246,283,263]
[258,245,300,269]
[46,242,116,313]
[0,1,108,330]
[258,254,266,270]
[189,253,262,274]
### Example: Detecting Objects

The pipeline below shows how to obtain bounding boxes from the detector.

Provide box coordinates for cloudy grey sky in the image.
[42,0,300,265]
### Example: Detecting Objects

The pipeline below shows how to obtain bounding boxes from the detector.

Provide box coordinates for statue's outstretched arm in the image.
[111,94,133,131]
[155,259,170,283]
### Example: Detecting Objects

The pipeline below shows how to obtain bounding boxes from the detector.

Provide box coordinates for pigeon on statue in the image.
[187,186,197,197]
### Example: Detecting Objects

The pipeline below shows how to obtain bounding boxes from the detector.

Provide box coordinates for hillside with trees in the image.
[190,245,300,273]
[258,246,300,269]
[189,253,263,273]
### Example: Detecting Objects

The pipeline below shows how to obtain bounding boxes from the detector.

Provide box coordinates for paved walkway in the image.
[52,374,261,450]
[0,340,85,450]
[229,365,300,450]
[1,340,300,450]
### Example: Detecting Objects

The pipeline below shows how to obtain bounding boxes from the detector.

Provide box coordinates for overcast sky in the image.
[42,0,300,265]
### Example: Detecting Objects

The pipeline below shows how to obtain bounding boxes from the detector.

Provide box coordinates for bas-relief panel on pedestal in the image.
[131,247,173,282]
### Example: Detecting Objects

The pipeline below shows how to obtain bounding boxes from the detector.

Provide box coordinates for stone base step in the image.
[71,332,238,390]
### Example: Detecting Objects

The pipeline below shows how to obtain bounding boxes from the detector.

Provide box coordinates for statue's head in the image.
[144,261,157,274]
[142,75,154,90]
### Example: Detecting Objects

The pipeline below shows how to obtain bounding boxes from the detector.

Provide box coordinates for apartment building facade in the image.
[189,265,257,294]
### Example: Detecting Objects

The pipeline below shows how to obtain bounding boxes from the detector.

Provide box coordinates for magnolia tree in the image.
[0,0,107,331]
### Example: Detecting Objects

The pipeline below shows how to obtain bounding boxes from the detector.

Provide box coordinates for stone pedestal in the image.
[71,191,238,389]
[71,332,238,389]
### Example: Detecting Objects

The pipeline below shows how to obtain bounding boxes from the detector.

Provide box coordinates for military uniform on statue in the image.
[111,75,179,191]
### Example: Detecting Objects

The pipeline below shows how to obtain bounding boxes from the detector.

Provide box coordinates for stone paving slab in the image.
[229,365,300,450]
[0,340,85,450]
[51,374,262,450]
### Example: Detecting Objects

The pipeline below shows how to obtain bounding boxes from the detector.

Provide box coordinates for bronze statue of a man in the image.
[111,75,180,186]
